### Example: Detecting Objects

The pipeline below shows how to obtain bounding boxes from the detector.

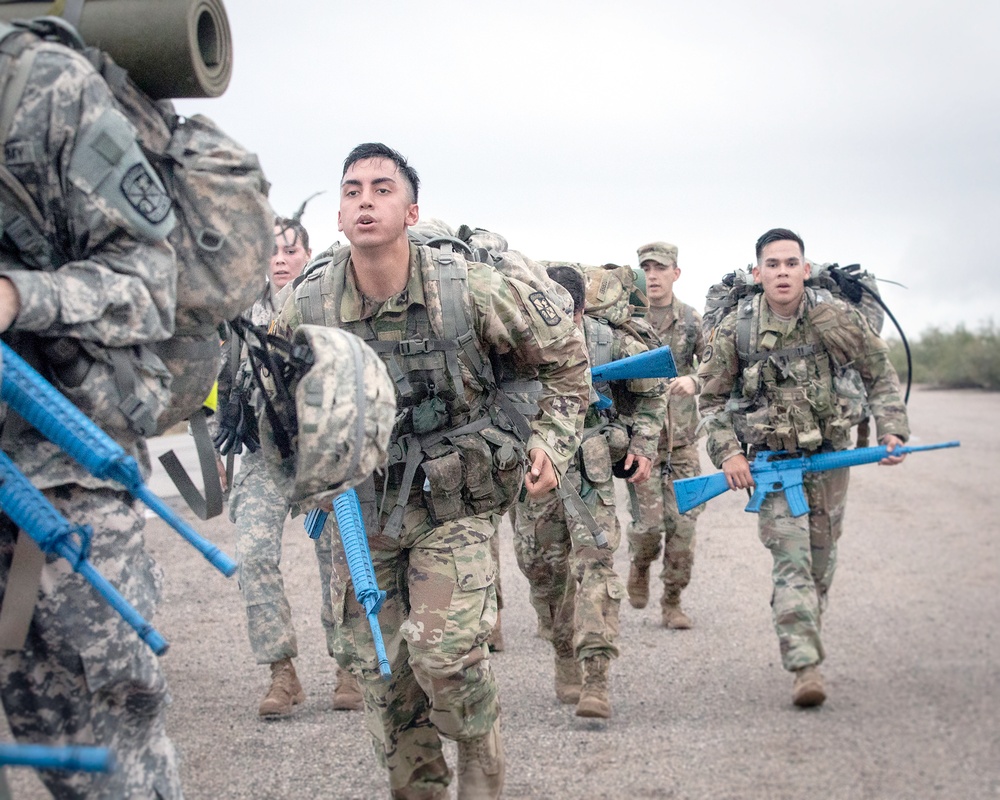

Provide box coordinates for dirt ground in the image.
[3,387,998,799]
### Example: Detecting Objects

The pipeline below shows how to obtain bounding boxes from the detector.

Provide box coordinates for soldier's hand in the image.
[0,278,21,333]
[524,448,557,497]
[668,376,698,397]
[879,434,907,466]
[624,453,653,484]
[722,453,754,490]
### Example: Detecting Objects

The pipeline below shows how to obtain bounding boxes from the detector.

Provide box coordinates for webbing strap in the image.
[745,343,820,364]
[555,481,609,550]
[0,533,45,651]
[157,409,223,520]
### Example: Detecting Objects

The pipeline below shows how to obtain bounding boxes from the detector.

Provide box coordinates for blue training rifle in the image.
[0,743,114,773]
[304,489,391,678]
[589,344,677,410]
[0,450,168,654]
[0,341,235,577]
[673,440,961,516]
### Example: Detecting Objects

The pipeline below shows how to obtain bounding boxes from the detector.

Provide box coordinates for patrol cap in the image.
[637,241,679,267]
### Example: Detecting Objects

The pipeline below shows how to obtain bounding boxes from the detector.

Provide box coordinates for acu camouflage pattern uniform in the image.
[697,289,909,672]
[223,283,337,664]
[514,316,665,664]
[277,242,589,797]
[626,295,706,610]
[0,34,181,798]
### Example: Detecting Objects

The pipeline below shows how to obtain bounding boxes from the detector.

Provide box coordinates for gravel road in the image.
[3,387,998,799]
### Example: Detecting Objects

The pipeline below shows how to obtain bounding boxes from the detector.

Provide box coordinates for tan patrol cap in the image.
[637,241,678,267]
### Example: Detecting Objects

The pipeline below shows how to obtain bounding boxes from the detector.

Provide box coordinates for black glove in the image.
[826,264,865,304]
[212,396,260,456]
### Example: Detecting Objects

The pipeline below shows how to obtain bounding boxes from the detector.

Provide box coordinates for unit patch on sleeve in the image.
[529,291,561,327]
[121,163,172,224]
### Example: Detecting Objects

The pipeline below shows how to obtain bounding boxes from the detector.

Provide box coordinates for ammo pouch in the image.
[44,338,171,438]
[421,425,525,524]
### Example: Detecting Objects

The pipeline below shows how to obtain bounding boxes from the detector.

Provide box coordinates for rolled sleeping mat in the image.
[0,0,233,98]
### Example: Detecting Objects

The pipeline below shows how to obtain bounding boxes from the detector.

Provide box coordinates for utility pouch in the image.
[453,434,495,502]
[603,423,630,463]
[479,425,525,515]
[45,339,171,438]
[422,450,465,524]
[579,432,613,485]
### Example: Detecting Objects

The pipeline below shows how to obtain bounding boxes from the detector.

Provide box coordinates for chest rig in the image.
[728,290,863,453]
[295,243,530,538]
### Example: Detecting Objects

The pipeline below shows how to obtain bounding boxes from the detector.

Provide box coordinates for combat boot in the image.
[627,563,650,609]
[258,657,305,718]
[486,609,505,653]
[661,602,692,630]
[456,718,504,799]
[792,665,826,708]
[554,654,582,704]
[575,654,612,719]
[332,665,364,711]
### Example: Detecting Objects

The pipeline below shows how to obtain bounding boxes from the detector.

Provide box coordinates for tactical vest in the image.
[295,243,528,537]
[728,289,868,453]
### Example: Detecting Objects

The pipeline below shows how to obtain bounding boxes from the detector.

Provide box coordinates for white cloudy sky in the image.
[177,0,999,339]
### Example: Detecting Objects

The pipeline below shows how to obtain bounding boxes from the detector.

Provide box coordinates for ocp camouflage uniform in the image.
[514,316,665,665]
[697,289,909,672]
[225,284,336,663]
[0,34,182,798]
[626,296,706,612]
[277,243,589,797]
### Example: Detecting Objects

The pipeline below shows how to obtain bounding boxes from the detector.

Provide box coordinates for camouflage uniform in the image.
[277,243,589,797]
[225,285,336,663]
[626,296,707,610]
[514,316,665,663]
[697,290,909,671]
[0,36,182,798]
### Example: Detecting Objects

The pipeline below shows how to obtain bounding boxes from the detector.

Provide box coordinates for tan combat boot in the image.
[627,563,650,609]
[456,718,504,799]
[792,665,826,708]
[575,654,612,719]
[258,657,305,718]
[486,609,505,653]
[332,665,364,711]
[661,603,692,630]
[554,653,582,704]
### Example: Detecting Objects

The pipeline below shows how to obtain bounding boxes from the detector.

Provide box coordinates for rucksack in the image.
[0,19,272,437]
[541,260,662,354]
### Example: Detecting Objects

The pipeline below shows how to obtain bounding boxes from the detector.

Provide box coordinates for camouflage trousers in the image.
[626,442,703,606]
[513,466,625,662]
[757,467,850,671]
[229,448,336,663]
[327,502,499,798]
[0,485,181,799]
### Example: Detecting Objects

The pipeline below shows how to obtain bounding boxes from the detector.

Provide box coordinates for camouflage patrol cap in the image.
[287,325,395,507]
[637,241,679,267]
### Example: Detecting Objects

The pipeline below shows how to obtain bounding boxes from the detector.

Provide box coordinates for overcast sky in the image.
[177,1,999,339]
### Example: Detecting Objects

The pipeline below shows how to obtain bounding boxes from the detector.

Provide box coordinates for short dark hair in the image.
[342,142,420,203]
[755,228,804,261]
[546,265,586,316]
[275,217,309,252]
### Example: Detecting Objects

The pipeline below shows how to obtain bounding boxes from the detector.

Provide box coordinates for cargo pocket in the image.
[451,540,498,648]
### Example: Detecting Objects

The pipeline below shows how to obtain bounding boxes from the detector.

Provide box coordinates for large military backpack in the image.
[0,18,273,438]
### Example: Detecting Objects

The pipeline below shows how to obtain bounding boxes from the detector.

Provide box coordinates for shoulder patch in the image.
[120,162,172,224]
[528,291,561,327]
[702,344,714,363]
